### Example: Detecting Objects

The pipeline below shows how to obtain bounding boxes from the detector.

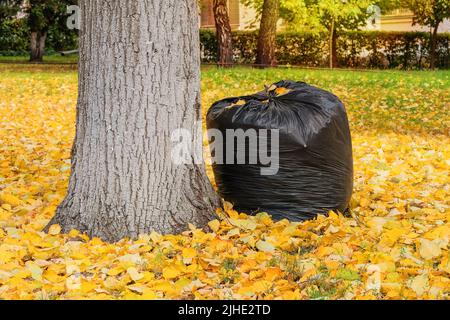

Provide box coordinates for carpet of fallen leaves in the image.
[0,64,449,300]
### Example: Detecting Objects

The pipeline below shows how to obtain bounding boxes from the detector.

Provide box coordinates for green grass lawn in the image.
[0,54,78,64]
[201,67,449,135]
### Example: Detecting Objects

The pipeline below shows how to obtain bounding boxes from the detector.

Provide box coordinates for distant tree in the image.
[256,0,280,66]
[405,0,450,69]
[26,0,60,62]
[278,0,316,31]
[303,0,374,68]
[212,0,233,67]
[24,0,76,62]
[0,0,78,57]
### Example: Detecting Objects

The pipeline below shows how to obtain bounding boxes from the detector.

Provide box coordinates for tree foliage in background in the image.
[404,0,450,69]
[200,29,450,69]
[0,0,28,54]
[303,0,374,68]
[0,0,21,21]
[241,0,405,68]
[241,0,312,30]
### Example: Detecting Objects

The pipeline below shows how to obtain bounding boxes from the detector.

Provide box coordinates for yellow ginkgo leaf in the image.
[208,219,220,232]
[0,193,22,207]
[127,267,144,282]
[107,266,125,276]
[141,289,158,300]
[163,267,181,280]
[229,218,257,231]
[25,262,42,281]
[256,240,275,253]
[274,87,291,96]
[409,274,429,296]
[48,224,62,235]
[418,238,443,260]
[182,248,197,260]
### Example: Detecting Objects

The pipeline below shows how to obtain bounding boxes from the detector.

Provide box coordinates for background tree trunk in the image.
[329,19,337,69]
[29,31,47,62]
[46,0,220,242]
[213,0,233,67]
[331,29,338,68]
[429,23,439,70]
[256,0,279,67]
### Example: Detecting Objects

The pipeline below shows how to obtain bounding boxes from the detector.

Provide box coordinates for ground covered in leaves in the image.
[0,64,449,300]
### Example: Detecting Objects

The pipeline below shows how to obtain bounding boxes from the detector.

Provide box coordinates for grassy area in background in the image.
[201,67,449,135]
[0,54,78,64]
[1,63,448,134]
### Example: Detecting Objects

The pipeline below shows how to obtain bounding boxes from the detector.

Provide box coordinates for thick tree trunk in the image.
[29,31,47,62]
[429,23,439,70]
[213,0,233,67]
[256,0,279,67]
[46,0,220,242]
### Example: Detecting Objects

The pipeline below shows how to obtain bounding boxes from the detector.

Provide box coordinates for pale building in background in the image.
[371,9,450,33]
[200,1,450,33]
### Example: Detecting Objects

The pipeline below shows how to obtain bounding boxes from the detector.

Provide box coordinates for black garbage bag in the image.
[206,80,353,221]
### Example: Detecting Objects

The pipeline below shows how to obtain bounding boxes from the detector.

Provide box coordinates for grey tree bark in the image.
[46,0,220,242]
